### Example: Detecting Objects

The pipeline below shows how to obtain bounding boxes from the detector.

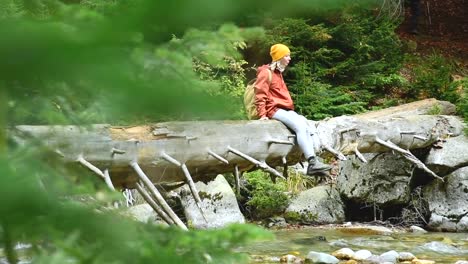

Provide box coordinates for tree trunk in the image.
[12,99,464,188]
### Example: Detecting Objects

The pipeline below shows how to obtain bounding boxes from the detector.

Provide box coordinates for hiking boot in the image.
[307,157,331,176]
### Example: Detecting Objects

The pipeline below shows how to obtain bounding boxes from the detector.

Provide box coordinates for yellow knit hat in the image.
[270,44,290,62]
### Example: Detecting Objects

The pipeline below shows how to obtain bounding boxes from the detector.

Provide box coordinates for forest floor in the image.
[397,0,468,72]
[397,29,468,72]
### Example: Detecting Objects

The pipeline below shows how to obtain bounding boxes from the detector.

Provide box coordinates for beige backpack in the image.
[243,69,272,120]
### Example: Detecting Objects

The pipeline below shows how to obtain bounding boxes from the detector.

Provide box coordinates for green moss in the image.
[284,210,318,224]
[284,211,302,222]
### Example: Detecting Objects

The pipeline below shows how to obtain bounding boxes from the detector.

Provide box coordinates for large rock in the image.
[426,213,458,232]
[423,167,468,232]
[423,167,468,217]
[427,213,468,232]
[337,153,413,205]
[285,185,345,224]
[457,215,468,232]
[178,174,245,229]
[425,135,468,175]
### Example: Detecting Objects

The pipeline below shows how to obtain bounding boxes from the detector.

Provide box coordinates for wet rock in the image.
[423,167,468,227]
[455,261,468,264]
[305,251,339,264]
[178,175,245,229]
[252,255,281,262]
[456,215,468,232]
[379,250,399,263]
[409,225,427,233]
[353,249,372,260]
[341,260,358,264]
[292,236,327,245]
[338,225,393,236]
[361,254,380,264]
[398,252,416,261]
[337,153,412,205]
[417,241,464,254]
[285,185,344,224]
[266,216,288,228]
[329,239,348,248]
[427,213,458,232]
[280,254,303,263]
[411,259,435,264]
[269,256,281,262]
[331,248,355,260]
[425,135,468,175]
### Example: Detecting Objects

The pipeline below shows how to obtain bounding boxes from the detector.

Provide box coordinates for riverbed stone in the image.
[425,135,468,175]
[409,225,427,233]
[266,216,288,228]
[353,249,372,260]
[455,261,468,264]
[423,167,468,229]
[178,174,245,229]
[331,248,355,260]
[361,254,380,264]
[280,254,302,263]
[379,250,399,263]
[338,225,393,235]
[337,153,413,205]
[305,251,339,264]
[285,185,344,224]
[329,239,348,248]
[411,259,435,264]
[398,252,416,261]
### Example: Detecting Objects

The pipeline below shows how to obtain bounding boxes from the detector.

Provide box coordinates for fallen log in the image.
[12,99,464,187]
[353,98,456,120]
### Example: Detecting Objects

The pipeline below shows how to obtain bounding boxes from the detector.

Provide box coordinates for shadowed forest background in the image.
[0,0,466,263]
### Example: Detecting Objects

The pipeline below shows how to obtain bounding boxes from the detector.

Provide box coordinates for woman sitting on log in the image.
[255,43,331,176]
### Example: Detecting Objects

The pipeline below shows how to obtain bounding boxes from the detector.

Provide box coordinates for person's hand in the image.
[259,116,269,120]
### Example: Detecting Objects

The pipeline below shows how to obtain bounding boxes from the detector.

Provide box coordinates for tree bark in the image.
[12,99,464,188]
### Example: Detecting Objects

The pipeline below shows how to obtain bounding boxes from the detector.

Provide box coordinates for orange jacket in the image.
[254,65,294,118]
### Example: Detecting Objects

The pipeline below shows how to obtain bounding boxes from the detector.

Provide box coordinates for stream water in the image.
[238,226,468,263]
[1,227,467,263]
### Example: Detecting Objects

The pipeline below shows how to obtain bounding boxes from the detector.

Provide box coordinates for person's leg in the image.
[272,109,315,158]
[272,109,331,175]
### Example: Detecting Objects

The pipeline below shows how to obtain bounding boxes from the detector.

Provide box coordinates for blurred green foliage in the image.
[0,144,274,263]
[1,0,390,263]
[1,0,467,262]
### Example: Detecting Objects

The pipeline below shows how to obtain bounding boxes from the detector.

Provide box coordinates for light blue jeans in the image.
[272,109,316,159]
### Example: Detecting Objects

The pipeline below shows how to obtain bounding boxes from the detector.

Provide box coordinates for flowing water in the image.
[238,226,468,263]
[2,227,467,263]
